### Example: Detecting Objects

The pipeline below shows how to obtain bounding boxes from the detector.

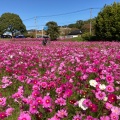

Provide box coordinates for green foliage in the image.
[71,36,85,42]
[0,13,27,37]
[46,21,60,40]
[95,2,120,41]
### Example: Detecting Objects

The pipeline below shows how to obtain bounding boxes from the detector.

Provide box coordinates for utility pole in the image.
[90,8,92,36]
[34,16,37,38]
[42,28,43,38]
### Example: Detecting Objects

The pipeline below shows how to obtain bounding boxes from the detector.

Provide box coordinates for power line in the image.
[23,8,101,21]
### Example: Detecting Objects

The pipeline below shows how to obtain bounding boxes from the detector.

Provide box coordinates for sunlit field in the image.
[0,40,120,120]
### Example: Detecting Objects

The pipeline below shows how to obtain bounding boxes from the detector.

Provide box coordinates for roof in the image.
[68,30,82,35]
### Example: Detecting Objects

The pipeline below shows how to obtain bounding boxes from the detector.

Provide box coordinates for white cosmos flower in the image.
[78,98,88,110]
[99,84,106,90]
[89,79,97,87]
[103,97,108,101]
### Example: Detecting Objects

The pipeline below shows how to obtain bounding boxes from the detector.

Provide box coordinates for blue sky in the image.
[0,0,119,30]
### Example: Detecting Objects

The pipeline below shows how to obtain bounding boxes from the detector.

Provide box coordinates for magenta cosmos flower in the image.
[106,85,115,93]
[90,104,98,112]
[0,97,6,106]
[18,112,31,120]
[108,94,117,103]
[85,115,94,120]
[63,89,72,98]
[105,102,113,110]
[95,91,106,100]
[111,106,120,115]
[56,109,68,119]
[42,95,52,108]
[110,113,119,120]
[56,87,63,94]
[48,115,60,120]
[55,97,66,106]
[29,101,38,114]
[106,75,114,83]
[0,112,6,119]
[100,116,110,120]
[72,114,82,120]
[36,97,43,105]
[5,107,14,116]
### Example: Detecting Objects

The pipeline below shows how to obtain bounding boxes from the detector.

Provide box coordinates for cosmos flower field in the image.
[0,40,120,120]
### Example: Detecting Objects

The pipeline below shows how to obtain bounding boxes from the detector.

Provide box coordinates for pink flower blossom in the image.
[110,113,119,120]
[48,115,60,120]
[106,75,114,83]
[106,85,115,92]
[5,107,14,116]
[111,106,120,115]
[85,115,94,120]
[0,112,6,119]
[56,87,63,94]
[72,114,82,120]
[42,96,52,108]
[36,97,43,105]
[63,89,72,98]
[56,109,68,119]
[40,82,47,88]
[100,116,110,120]
[29,101,38,114]
[105,102,113,110]
[18,112,31,120]
[0,97,6,106]
[95,91,106,100]
[108,94,117,103]
[55,97,66,106]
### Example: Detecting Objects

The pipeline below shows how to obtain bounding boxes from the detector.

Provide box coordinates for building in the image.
[67,30,82,38]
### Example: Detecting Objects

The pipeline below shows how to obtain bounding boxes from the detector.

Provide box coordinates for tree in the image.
[46,21,60,40]
[76,20,84,30]
[0,13,27,37]
[94,2,120,41]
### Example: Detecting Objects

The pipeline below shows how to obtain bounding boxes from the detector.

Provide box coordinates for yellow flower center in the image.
[46,99,50,103]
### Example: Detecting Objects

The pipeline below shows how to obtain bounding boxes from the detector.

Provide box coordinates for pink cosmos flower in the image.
[17,75,26,82]
[29,101,38,114]
[5,107,14,116]
[56,109,68,119]
[95,91,106,100]
[83,99,91,107]
[12,92,22,99]
[0,97,6,106]
[63,89,72,98]
[100,116,110,120]
[48,115,60,120]
[31,79,38,85]
[1,76,10,83]
[36,97,43,105]
[85,115,94,120]
[105,102,113,110]
[72,114,82,120]
[106,75,114,83]
[55,97,66,106]
[106,85,115,93]
[18,112,31,120]
[56,87,63,94]
[31,90,40,98]
[110,113,119,120]
[32,85,40,91]
[111,106,120,115]
[42,96,52,108]
[40,82,47,88]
